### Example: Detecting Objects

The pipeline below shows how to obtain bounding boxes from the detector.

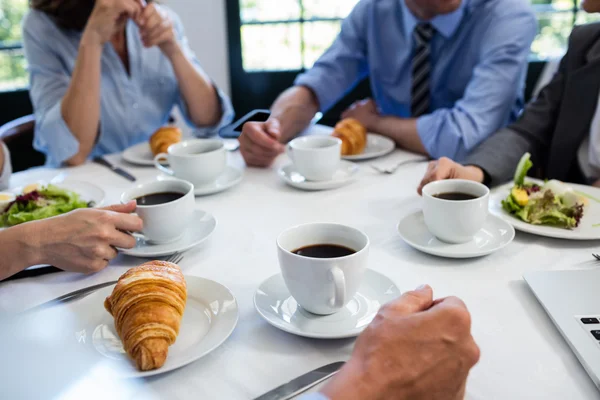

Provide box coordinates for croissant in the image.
[104,261,187,371]
[150,127,182,156]
[332,118,367,156]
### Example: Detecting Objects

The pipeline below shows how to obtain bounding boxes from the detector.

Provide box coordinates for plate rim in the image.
[278,160,359,191]
[342,133,396,161]
[122,142,155,166]
[397,210,515,259]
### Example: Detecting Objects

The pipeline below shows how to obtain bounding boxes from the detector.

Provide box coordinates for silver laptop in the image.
[524,269,600,389]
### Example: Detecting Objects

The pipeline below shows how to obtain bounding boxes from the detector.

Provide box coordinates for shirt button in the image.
[133,103,139,109]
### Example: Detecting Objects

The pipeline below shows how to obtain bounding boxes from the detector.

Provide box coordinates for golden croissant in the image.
[150,126,182,156]
[332,118,367,156]
[104,261,187,371]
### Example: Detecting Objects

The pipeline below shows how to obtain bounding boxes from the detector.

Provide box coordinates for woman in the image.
[418,0,600,191]
[23,0,233,166]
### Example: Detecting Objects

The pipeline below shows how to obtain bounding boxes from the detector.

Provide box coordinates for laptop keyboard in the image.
[576,315,600,346]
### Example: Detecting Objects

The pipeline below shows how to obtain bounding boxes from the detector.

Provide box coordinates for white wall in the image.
[165,0,231,96]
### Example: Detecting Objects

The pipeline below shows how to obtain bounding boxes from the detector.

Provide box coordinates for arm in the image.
[0,222,42,280]
[270,86,320,142]
[0,141,11,190]
[415,8,537,160]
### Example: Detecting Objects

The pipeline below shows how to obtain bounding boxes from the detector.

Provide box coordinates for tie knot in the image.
[414,23,434,44]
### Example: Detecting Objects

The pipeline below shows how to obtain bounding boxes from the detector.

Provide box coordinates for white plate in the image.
[343,133,396,161]
[254,269,400,339]
[278,161,359,191]
[69,276,238,378]
[122,142,155,166]
[120,209,217,257]
[490,180,600,240]
[397,210,515,259]
[158,166,243,196]
[9,180,105,208]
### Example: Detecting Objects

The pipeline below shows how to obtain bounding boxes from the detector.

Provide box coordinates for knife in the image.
[93,156,136,182]
[254,362,345,400]
[21,280,118,314]
[1,265,63,282]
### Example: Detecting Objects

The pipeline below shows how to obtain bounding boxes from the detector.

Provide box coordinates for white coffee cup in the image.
[422,179,490,244]
[287,136,342,181]
[277,223,370,315]
[121,179,195,244]
[154,139,226,186]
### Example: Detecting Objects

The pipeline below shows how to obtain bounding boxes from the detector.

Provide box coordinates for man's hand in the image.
[83,0,143,46]
[136,3,178,56]
[322,285,480,400]
[31,202,143,274]
[418,157,485,195]
[341,98,380,131]
[239,118,286,167]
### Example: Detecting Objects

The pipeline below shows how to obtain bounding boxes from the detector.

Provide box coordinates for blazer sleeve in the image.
[463,28,575,185]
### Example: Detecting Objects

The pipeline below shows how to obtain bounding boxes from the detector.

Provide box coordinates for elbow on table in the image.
[65,150,88,167]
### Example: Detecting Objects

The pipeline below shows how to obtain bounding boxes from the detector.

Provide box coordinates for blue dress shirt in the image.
[22,7,234,167]
[295,0,537,160]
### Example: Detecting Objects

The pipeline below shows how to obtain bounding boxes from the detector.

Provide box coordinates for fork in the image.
[371,158,428,174]
[165,252,184,265]
[592,253,600,261]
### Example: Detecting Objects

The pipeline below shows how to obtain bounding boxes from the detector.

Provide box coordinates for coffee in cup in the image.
[277,223,369,315]
[421,179,490,244]
[287,136,342,181]
[154,139,226,186]
[121,179,195,244]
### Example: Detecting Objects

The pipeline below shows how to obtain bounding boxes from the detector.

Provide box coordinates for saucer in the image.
[397,211,515,259]
[122,142,154,166]
[254,269,400,339]
[193,166,243,196]
[343,134,396,161]
[278,160,359,191]
[120,209,217,257]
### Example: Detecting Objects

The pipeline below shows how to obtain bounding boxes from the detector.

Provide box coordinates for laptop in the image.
[524,268,600,389]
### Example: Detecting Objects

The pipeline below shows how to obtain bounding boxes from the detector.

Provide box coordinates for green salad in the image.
[0,184,92,228]
[501,153,585,229]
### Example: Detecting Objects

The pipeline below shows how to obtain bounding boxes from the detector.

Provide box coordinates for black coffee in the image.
[293,244,356,258]
[434,192,478,201]
[135,192,183,206]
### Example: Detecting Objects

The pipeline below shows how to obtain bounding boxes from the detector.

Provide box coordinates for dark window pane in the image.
[241,23,302,71]
[302,21,341,69]
[240,0,300,23]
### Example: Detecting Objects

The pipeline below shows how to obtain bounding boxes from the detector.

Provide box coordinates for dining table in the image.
[1,146,600,400]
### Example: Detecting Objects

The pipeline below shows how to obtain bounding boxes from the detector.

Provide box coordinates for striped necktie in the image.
[411,23,434,118]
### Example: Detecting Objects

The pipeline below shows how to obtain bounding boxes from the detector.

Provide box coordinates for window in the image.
[0,0,28,91]
[238,0,600,72]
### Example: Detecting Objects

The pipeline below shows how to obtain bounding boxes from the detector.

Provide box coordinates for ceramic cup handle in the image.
[328,266,346,309]
[286,144,294,163]
[153,153,174,175]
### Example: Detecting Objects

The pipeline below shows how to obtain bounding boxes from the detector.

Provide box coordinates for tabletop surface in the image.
[1,147,600,400]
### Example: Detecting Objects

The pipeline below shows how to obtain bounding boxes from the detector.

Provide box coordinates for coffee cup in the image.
[287,136,342,181]
[421,179,490,244]
[154,139,226,186]
[277,223,369,315]
[121,179,195,244]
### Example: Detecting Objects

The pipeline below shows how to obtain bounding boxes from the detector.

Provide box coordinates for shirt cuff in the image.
[294,72,335,113]
[0,142,12,190]
[34,101,80,167]
[179,85,235,138]
[297,393,329,400]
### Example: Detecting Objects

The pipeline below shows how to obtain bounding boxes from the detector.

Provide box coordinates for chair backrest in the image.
[0,115,46,172]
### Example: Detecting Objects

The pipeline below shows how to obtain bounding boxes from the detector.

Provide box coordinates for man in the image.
[418,0,600,191]
[0,142,143,280]
[239,0,536,167]
[302,285,480,400]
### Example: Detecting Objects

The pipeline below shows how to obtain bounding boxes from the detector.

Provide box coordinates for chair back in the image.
[0,115,45,172]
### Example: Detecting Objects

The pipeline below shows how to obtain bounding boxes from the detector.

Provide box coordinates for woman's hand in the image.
[83,0,143,46]
[137,3,179,57]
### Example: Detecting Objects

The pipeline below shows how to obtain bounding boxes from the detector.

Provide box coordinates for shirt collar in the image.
[401,0,467,39]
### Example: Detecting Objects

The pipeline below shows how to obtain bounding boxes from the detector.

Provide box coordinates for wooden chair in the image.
[0,115,45,172]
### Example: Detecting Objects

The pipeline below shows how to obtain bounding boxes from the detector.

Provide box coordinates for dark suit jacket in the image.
[465,23,600,185]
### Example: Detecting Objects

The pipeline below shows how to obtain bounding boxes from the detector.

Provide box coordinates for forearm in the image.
[166,45,222,127]
[61,32,103,166]
[0,223,42,280]
[372,116,428,155]
[270,86,320,142]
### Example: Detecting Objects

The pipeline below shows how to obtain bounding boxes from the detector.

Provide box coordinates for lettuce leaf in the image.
[514,152,533,186]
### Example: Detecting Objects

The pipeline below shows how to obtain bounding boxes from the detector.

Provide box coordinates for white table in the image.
[1,149,600,399]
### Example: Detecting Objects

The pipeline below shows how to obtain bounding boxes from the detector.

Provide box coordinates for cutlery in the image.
[1,265,62,282]
[254,362,345,400]
[23,280,118,314]
[93,156,136,182]
[593,253,600,261]
[371,158,428,174]
[165,252,184,264]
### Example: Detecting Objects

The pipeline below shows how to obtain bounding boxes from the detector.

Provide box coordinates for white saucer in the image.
[254,269,400,339]
[343,133,396,161]
[193,166,243,196]
[397,210,515,259]
[122,142,155,166]
[278,160,359,191]
[120,209,217,257]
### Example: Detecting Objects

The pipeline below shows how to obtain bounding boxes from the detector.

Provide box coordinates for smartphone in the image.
[219,109,271,138]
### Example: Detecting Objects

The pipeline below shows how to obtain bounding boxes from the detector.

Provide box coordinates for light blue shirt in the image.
[22,7,234,167]
[295,0,537,160]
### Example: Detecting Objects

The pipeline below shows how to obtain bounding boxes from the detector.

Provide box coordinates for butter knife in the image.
[254,362,345,400]
[93,156,136,182]
[22,280,118,314]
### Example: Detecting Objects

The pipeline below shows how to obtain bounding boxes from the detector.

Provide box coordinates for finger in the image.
[142,25,169,47]
[386,284,434,315]
[109,230,137,249]
[417,162,440,195]
[101,201,137,214]
[119,0,142,20]
[240,144,279,164]
[264,118,281,140]
[241,149,276,167]
[102,245,119,261]
[140,8,162,33]
[240,140,281,158]
[246,124,283,150]
[112,213,144,232]
[137,2,155,25]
